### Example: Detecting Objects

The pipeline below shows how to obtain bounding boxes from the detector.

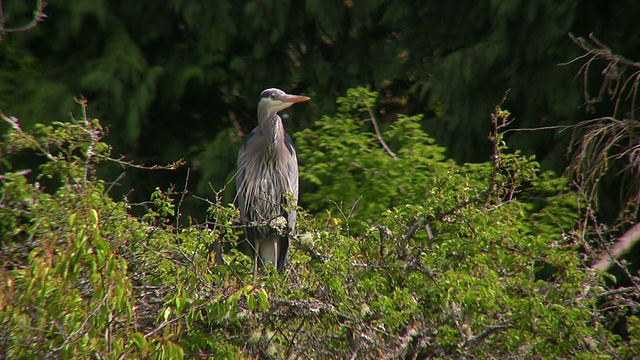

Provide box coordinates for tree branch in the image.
[593,223,640,271]
[461,322,510,348]
[565,33,640,117]
[0,0,48,40]
[366,105,397,159]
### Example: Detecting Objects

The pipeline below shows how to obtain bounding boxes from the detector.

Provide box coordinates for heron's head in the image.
[258,88,310,121]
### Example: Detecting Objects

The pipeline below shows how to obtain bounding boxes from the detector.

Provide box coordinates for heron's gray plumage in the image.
[236,88,309,273]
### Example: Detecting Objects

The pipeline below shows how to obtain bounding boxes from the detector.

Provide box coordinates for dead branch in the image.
[566,33,640,118]
[563,34,640,277]
[594,222,640,271]
[567,117,640,196]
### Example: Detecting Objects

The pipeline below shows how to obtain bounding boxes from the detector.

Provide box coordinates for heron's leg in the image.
[274,238,279,272]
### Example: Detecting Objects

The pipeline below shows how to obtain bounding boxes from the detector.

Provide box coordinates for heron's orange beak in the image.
[281,94,311,103]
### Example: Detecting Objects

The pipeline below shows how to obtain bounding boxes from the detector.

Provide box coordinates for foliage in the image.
[297,87,451,232]
[0,103,187,359]
[2,89,639,358]
[3,0,640,218]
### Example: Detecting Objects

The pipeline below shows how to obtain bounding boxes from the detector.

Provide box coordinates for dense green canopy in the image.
[2,0,638,202]
[1,2,640,357]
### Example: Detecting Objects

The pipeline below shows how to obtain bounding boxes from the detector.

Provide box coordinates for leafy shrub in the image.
[1,90,637,359]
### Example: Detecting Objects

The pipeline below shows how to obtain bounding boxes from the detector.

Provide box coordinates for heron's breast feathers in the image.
[237,151,298,228]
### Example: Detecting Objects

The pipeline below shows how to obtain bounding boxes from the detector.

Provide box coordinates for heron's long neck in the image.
[260,113,285,155]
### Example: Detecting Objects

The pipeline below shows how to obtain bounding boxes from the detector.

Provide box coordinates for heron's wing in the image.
[237,126,268,256]
[236,127,259,227]
[266,132,296,273]
[283,132,299,232]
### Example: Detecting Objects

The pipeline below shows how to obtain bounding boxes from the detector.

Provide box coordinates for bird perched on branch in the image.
[236,88,310,274]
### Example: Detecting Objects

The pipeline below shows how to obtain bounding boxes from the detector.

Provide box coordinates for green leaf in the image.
[257,288,269,311]
[246,293,256,311]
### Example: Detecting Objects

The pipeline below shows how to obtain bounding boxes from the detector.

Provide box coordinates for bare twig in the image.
[596,286,639,299]
[101,155,186,171]
[0,111,57,162]
[229,111,244,138]
[49,292,111,354]
[502,124,574,134]
[175,168,190,234]
[365,105,397,159]
[0,169,31,179]
[565,33,640,118]
[73,96,101,183]
[327,195,362,237]
[0,0,48,40]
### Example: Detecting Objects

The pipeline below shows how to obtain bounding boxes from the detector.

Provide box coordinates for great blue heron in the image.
[236,88,310,274]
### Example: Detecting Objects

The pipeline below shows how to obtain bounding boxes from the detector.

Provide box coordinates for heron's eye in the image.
[270,94,277,100]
